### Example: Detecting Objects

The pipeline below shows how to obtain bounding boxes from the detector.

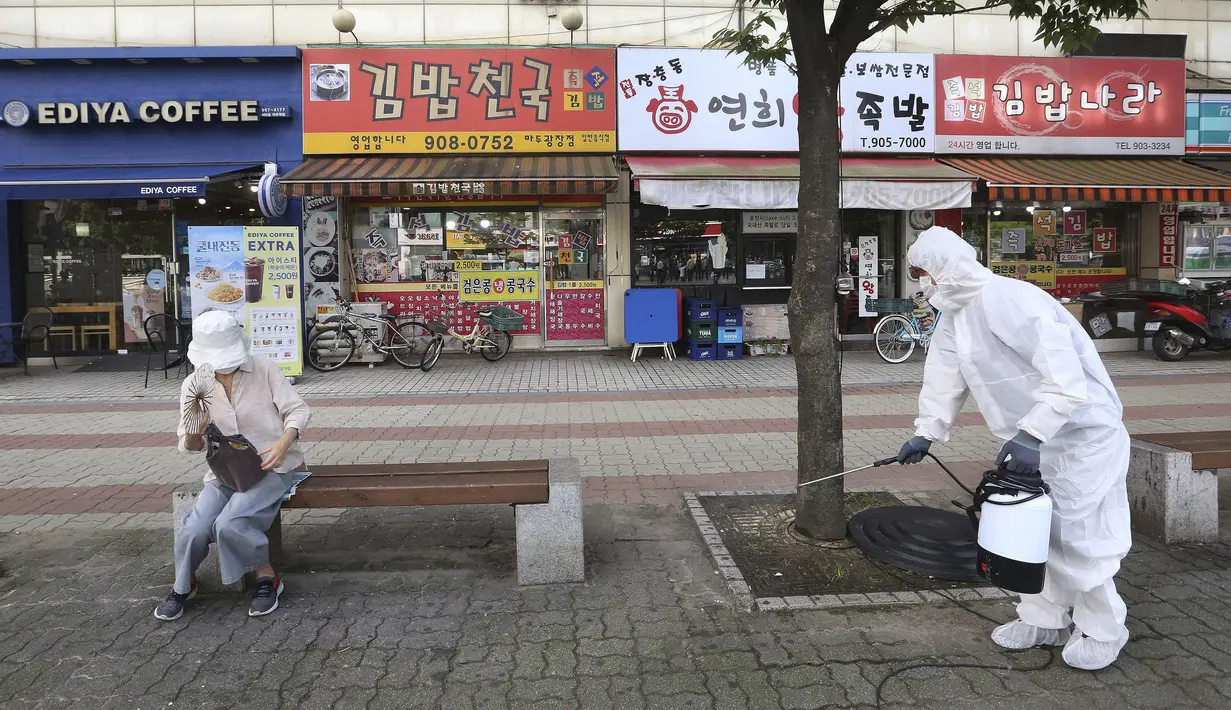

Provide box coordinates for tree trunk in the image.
[785,2,846,540]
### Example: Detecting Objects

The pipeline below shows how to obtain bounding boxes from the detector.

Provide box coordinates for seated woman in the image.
[155,311,311,621]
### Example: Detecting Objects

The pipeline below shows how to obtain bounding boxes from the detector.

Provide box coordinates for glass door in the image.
[541,210,605,345]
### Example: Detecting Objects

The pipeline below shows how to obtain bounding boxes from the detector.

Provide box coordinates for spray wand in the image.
[797,452,975,496]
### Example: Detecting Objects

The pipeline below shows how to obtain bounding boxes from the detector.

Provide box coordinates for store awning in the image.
[280,156,619,197]
[938,157,1231,202]
[0,163,261,200]
[625,156,974,211]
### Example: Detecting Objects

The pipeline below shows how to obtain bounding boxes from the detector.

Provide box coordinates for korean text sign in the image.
[187,226,304,376]
[303,48,616,155]
[1159,203,1179,267]
[616,48,934,153]
[459,270,539,302]
[934,55,1185,155]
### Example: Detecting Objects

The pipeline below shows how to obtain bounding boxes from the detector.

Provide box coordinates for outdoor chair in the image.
[143,313,191,388]
[0,306,57,375]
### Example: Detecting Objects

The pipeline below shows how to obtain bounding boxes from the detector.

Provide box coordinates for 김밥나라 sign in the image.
[616,48,935,153]
[934,55,1185,155]
[302,48,616,155]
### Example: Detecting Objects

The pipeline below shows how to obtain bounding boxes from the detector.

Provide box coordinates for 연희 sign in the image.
[934,55,1186,155]
[616,48,934,153]
[302,48,616,155]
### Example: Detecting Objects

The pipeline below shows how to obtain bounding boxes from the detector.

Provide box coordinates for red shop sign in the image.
[1159,203,1179,267]
[303,47,616,155]
[934,55,1185,155]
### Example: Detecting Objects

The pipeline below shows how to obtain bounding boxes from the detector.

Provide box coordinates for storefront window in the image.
[350,205,445,284]
[840,210,897,335]
[23,191,262,353]
[544,216,603,281]
[989,204,1133,297]
[1179,204,1231,274]
[743,237,790,286]
[632,216,739,287]
[962,208,988,263]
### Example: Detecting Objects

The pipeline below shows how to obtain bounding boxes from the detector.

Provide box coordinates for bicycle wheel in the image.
[387,321,432,369]
[419,335,444,372]
[478,329,511,362]
[307,327,356,372]
[874,315,917,364]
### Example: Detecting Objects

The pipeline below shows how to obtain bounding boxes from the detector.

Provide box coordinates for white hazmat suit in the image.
[906,226,1132,671]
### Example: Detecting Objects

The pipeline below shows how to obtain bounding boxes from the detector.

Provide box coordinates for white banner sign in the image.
[858,236,880,318]
[641,178,970,211]
[743,211,798,233]
[617,48,935,153]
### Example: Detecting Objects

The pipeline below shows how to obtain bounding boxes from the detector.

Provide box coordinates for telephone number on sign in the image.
[305,131,616,155]
[425,134,515,151]
[1127,141,1175,151]
[859,136,929,149]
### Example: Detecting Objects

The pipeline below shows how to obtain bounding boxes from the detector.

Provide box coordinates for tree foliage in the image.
[713,1,1150,67]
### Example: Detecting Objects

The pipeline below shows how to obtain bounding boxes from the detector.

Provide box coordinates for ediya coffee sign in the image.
[934,55,1186,155]
[2,99,290,127]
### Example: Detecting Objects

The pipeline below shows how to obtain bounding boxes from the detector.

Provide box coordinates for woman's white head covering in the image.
[187,311,250,371]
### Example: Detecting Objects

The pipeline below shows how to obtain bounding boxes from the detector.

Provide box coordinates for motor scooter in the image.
[1146,280,1231,361]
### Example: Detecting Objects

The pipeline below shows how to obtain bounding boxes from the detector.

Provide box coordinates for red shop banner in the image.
[303,47,616,155]
[546,281,605,341]
[934,55,1185,155]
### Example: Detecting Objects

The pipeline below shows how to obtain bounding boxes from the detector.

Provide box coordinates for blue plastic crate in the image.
[716,307,743,327]
[685,298,716,322]
[716,343,743,360]
[717,326,743,344]
[689,342,716,360]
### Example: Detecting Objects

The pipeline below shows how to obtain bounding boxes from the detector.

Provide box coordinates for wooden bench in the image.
[172,458,584,591]
[1128,432,1230,544]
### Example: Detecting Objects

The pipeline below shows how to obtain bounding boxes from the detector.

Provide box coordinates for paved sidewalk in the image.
[2,502,1230,709]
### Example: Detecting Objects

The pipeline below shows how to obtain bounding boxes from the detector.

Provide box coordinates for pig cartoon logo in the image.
[646,85,698,134]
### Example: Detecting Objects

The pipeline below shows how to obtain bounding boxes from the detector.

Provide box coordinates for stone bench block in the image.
[516,458,586,585]
[1128,440,1219,544]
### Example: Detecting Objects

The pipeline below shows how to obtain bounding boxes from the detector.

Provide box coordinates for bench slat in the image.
[308,460,550,477]
[1134,432,1231,471]
[284,471,550,509]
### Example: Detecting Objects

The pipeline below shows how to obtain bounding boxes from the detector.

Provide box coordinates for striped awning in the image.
[280,155,618,198]
[939,157,1231,202]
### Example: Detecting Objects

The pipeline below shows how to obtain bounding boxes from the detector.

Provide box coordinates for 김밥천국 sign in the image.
[934,55,1186,155]
[616,48,935,153]
[302,48,616,154]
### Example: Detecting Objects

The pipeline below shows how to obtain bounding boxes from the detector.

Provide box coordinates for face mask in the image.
[921,276,939,300]
[215,366,238,375]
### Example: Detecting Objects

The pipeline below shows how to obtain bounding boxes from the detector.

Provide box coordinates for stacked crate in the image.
[684,297,717,360]
[715,307,744,360]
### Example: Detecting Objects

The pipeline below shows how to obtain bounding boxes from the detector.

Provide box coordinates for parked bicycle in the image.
[419,292,524,372]
[306,288,431,372]
[871,294,942,364]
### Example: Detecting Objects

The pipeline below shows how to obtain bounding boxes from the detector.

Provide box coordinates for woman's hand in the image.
[182,409,211,452]
[260,428,298,471]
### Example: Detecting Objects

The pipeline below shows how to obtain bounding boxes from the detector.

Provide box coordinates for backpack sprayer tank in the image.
[964,469,1053,595]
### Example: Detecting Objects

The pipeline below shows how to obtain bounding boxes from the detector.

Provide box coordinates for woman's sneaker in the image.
[153,585,197,621]
[249,576,284,617]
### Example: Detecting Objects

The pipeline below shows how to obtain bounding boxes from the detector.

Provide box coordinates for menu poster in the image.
[188,225,304,376]
[546,282,605,341]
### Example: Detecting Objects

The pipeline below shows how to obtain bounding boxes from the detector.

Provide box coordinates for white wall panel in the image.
[1206,21,1231,61]
[1210,0,1231,21]
[0,7,35,47]
[587,4,664,45]
[1143,19,1208,60]
[116,5,194,45]
[424,3,507,43]
[194,5,273,45]
[273,4,340,46]
[895,15,953,54]
[954,13,1010,55]
[1150,0,1209,21]
[664,5,733,47]
[349,4,424,43]
[34,6,115,46]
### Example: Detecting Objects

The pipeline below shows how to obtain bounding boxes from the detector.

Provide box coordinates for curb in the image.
[685,490,1011,613]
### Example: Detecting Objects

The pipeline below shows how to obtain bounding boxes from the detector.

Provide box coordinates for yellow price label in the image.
[458,270,539,302]
[454,260,483,271]
[991,261,1057,288]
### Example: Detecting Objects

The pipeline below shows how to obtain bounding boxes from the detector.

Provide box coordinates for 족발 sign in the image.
[303,48,616,155]
[458,270,539,302]
[934,55,1185,155]
[616,48,934,153]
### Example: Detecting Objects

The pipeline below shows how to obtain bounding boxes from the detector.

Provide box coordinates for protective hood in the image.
[907,226,992,313]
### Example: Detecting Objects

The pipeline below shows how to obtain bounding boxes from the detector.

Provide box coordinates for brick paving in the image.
[1,351,1230,707]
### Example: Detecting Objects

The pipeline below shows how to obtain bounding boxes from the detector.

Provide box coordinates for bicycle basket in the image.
[868,298,913,314]
[482,305,525,332]
[425,320,450,335]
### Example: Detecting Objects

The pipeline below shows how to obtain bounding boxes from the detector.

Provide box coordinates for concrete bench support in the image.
[516,458,585,585]
[1127,440,1219,544]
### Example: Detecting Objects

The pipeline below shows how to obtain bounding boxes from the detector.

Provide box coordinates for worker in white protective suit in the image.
[895,226,1132,671]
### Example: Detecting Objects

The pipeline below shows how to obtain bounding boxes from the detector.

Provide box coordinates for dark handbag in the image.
[204,423,266,492]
